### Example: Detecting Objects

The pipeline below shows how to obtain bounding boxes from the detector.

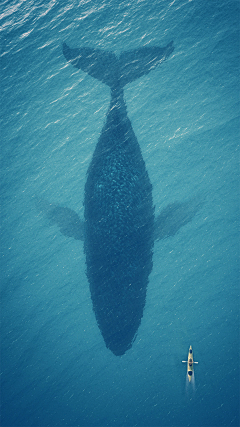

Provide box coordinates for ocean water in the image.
[1,0,239,426]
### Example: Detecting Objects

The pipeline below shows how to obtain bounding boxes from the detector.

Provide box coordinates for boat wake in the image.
[185,372,196,398]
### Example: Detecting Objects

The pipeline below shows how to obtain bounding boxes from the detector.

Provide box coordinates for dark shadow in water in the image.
[35,41,201,356]
[154,199,201,241]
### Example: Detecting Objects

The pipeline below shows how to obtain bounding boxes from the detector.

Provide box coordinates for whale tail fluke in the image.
[62,41,174,89]
[118,41,174,87]
[62,42,118,87]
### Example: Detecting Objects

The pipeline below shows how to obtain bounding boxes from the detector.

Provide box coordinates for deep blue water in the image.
[1,1,239,426]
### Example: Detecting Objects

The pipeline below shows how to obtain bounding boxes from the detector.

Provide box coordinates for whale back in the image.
[84,99,154,355]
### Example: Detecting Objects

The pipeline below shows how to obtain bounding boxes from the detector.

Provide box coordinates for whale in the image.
[37,41,200,356]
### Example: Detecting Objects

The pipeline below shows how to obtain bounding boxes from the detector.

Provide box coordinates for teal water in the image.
[1,1,239,426]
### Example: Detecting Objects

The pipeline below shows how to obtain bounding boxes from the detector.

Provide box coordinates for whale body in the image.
[61,41,175,355]
[37,43,199,355]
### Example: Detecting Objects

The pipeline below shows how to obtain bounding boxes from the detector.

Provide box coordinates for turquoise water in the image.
[1,1,239,426]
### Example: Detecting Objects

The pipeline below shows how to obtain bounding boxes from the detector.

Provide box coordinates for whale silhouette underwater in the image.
[37,41,200,356]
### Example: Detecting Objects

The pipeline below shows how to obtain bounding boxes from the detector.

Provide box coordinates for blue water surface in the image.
[1,1,239,426]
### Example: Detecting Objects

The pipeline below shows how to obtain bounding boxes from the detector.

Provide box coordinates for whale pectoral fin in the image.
[49,206,84,240]
[154,199,201,241]
[35,198,84,241]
